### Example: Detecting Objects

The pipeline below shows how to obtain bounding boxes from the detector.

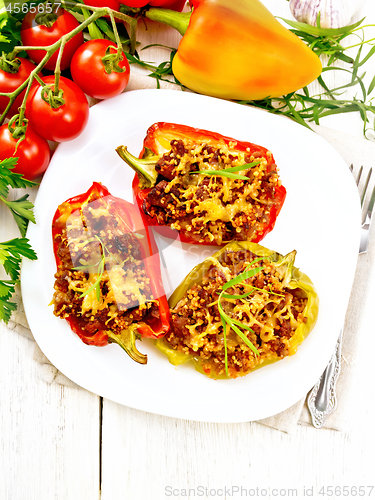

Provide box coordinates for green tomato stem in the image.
[33,73,45,86]
[16,76,34,125]
[109,10,123,60]
[35,11,58,28]
[0,52,21,73]
[54,36,66,95]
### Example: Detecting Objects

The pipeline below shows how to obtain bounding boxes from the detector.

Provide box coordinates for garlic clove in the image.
[289,0,366,29]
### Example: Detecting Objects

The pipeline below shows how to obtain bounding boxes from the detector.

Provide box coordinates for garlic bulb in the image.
[289,0,366,29]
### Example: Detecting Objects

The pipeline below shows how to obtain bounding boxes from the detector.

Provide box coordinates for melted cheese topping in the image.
[148,138,281,244]
[168,253,308,378]
[60,199,152,317]
[107,266,148,309]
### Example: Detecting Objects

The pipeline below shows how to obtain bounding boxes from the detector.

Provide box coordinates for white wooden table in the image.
[1,2,375,499]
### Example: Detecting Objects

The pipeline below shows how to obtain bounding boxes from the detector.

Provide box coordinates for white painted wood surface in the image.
[1,2,375,499]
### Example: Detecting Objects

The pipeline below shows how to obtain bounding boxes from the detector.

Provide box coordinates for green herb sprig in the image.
[0,238,37,323]
[239,18,375,138]
[0,158,37,237]
[217,257,267,376]
[73,235,107,302]
[190,160,261,181]
[0,157,37,323]
[217,255,287,376]
[126,44,180,87]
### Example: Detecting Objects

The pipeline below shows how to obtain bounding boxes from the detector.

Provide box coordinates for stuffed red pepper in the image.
[116,122,286,246]
[51,182,170,364]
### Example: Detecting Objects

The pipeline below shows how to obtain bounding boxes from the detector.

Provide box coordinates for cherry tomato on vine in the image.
[70,40,130,100]
[26,76,89,142]
[0,123,50,180]
[21,8,84,71]
[0,58,36,119]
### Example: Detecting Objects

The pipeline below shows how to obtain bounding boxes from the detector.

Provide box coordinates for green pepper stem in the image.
[116,146,160,189]
[145,7,191,36]
[275,250,297,286]
[107,325,147,364]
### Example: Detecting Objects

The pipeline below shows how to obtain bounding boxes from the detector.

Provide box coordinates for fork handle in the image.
[307,329,343,428]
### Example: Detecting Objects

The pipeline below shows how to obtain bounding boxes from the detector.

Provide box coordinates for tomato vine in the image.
[0,1,137,126]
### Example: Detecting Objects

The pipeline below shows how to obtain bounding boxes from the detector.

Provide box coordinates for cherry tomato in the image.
[70,40,130,100]
[21,8,84,71]
[0,123,50,180]
[120,0,149,7]
[26,75,89,142]
[0,58,36,119]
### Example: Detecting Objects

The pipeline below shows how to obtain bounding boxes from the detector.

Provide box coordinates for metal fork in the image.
[307,165,375,429]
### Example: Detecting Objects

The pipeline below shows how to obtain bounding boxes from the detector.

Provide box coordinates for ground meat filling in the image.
[52,194,159,338]
[143,139,283,245]
[165,249,308,378]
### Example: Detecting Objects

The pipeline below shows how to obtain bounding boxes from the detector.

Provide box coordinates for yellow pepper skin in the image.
[155,242,319,379]
[148,0,322,100]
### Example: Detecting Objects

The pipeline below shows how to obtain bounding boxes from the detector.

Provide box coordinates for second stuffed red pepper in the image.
[116,122,286,246]
[51,182,170,364]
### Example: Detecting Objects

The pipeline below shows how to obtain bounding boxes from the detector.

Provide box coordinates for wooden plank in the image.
[0,191,101,499]
[101,399,375,500]
[0,326,101,500]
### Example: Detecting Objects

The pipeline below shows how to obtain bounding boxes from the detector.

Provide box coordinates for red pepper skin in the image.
[52,182,170,347]
[121,0,186,9]
[0,57,36,119]
[148,0,186,10]
[21,8,84,71]
[132,122,287,245]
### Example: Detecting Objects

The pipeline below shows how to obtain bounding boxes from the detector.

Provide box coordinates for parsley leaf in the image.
[0,14,23,53]
[0,156,38,323]
[0,295,18,323]
[0,279,16,300]
[0,279,18,323]
[0,157,37,198]
[1,194,36,237]
[0,238,37,281]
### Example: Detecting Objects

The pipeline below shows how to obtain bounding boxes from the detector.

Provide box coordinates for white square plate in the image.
[21,89,361,422]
